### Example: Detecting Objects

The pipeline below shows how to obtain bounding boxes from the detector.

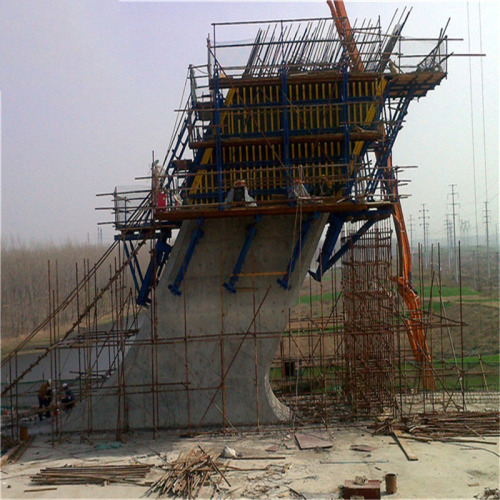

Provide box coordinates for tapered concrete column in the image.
[64,213,327,431]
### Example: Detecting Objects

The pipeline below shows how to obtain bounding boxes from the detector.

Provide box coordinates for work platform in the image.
[155,200,393,222]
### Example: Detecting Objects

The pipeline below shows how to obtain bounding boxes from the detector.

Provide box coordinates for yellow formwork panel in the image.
[189,76,385,204]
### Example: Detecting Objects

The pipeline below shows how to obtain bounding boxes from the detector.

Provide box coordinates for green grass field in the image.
[418,285,478,298]
[270,353,499,393]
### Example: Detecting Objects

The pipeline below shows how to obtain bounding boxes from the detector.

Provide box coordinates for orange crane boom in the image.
[327,0,364,72]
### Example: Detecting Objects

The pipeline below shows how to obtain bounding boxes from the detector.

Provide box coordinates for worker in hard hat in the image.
[292,178,310,199]
[38,380,52,421]
[225,179,256,206]
[61,383,76,411]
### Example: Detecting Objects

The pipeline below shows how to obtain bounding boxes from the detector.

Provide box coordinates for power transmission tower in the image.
[448,185,459,282]
[460,219,471,247]
[444,215,452,267]
[408,214,415,250]
[483,201,491,281]
[419,203,429,268]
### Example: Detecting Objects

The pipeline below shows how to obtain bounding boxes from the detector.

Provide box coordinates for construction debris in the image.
[221,445,238,459]
[30,464,151,486]
[146,447,229,498]
[1,435,35,469]
[475,488,500,500]
[344,478,381,499]
[373,411,500,440]
[24,487,58,493]
[392,429,418,461]
[1,434,19,454]
[0,441,21,469]
[350,444,376,452]
[294,433,333,450]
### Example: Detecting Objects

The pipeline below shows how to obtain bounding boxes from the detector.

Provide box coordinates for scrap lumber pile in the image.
[373,411,499,440]
[146,447,228,498]
[31,464,151,486]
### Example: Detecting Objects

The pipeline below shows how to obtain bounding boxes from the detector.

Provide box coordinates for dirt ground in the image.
[1,423,499,500]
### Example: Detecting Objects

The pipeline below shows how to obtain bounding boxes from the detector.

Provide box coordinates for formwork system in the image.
[2,6,493,441]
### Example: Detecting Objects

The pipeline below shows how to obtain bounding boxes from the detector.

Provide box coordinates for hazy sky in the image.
[1,1,498,245]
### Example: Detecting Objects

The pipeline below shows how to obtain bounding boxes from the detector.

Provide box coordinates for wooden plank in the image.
[393,429,418,461]
[350,444,376,452]
[10,435,35,464]
[24,488,58,493]
[0,442,21,469]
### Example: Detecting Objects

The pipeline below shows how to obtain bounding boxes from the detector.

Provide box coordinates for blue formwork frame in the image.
[223,215,262,294]
[278,212,319,290]
[137,235,173,306]
[365,87,415,198]
[308,213,346,282]
[309,207,393,282]
[162,115,193,204]
[168,218,205,296]
[122,232,173,307]
[123,241,142,296]
[127,47,416,304]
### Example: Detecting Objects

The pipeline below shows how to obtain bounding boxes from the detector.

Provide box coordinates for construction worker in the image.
[292,179,310,199]
[61,383,75,411]
[38,380,52,421]
[320,176,334,197]
[225,179,256,206]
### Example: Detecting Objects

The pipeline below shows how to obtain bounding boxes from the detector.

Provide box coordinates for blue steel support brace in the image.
[277,213,318,290]
[123,242,141,295]
[319,209,391,276]
[168,218,205,296]
[365,89,415,197]
[309,213,345,282]
[309,208,392,282]
[137,236,173,306]
[223,215,262,294]
[321,218,378,273]
[129,240,145,285]
[162,116,193,202]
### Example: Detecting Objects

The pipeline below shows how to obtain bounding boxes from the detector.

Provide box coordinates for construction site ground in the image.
[1,421,499,499]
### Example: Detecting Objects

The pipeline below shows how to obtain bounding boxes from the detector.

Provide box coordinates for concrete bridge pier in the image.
[63,213,327,431]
